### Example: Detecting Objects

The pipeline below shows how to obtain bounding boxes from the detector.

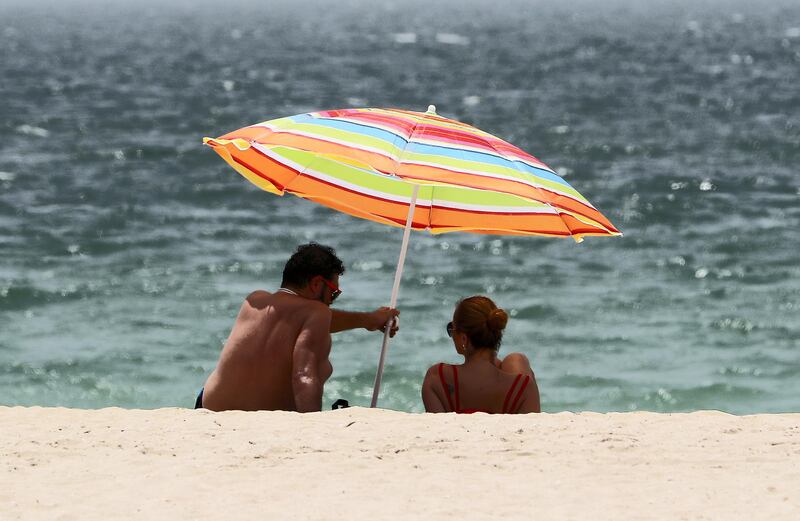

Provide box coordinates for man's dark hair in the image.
[281,243,345,288]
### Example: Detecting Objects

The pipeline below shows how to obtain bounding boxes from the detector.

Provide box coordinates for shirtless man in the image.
[197,243,399,412]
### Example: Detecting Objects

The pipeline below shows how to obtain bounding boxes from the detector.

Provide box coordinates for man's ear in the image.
[310,275,324,294]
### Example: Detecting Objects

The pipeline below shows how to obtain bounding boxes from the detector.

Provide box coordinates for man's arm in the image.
[330,307,400,336]
[291,308,332,413]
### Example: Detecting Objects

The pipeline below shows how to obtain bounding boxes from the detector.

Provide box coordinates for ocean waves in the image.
[1,0,798,412]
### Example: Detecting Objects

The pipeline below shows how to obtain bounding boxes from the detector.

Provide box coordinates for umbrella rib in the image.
[398,112,599,237]
[475,138,584,238]
[482,142,617,236]
[393,114,433,229]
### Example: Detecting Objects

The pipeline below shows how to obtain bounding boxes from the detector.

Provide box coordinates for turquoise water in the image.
[1,0,798,413]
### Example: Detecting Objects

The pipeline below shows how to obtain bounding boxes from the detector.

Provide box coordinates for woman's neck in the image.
[464,348,497,364]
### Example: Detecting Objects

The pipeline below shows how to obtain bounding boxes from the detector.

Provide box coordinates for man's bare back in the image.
[197,243,398,413]
[201,290,333,412]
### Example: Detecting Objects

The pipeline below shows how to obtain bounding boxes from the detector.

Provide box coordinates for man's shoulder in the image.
[295,302,332,340]
[241,290,273,310]
[246,290,331,319]
[302,300,333,321]
[246,289,272,300]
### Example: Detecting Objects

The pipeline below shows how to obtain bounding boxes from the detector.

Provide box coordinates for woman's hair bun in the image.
[487,308,508,332]
[454,296,507,350]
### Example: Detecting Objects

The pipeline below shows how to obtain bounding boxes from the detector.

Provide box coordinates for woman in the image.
[422,296,540,414]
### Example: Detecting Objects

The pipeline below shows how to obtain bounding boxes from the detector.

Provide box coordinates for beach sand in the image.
[1,406,798,520]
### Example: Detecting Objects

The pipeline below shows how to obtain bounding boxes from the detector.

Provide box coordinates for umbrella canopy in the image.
[204,106,620,407]
[204,106,620,240]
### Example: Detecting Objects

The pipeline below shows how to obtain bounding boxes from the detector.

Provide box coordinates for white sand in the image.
[1,406,798,520]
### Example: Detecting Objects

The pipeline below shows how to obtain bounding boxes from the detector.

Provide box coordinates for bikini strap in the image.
[451,364,461,413]
[437,363,456,412]
[509,375,531,413]
[501,374,523,414]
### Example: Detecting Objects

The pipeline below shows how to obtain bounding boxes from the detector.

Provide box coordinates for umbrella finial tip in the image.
[426,104,437,114]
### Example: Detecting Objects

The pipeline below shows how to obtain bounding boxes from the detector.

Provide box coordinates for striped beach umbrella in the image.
[204,106,621,407]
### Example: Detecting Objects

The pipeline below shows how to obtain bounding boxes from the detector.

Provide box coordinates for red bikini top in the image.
[437,362,531,414]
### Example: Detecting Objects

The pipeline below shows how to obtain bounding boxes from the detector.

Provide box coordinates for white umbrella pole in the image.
[370,183,420,408]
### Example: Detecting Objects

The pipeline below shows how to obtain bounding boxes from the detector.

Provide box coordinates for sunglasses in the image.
[446,321,454,337]
[322,278,342,302]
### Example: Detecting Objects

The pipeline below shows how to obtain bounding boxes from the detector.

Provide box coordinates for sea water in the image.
[1,0,798,413]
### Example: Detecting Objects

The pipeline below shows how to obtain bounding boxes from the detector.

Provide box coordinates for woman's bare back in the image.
[423,355,540,414]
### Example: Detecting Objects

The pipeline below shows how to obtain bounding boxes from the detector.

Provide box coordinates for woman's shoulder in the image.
[424,362,463,387]
[424,362,449,377]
